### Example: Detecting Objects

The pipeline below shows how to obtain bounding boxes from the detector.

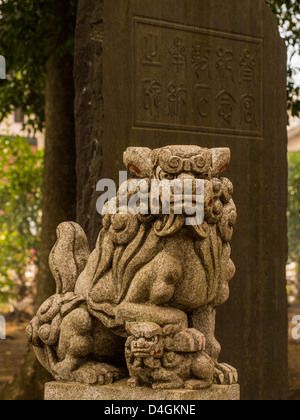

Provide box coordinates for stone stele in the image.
[27,145,239,400]
[75,0,288,401]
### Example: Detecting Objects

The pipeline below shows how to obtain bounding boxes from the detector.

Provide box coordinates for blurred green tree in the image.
[0,1,299,124]
[267,0,300,117]
[0,0,77,131]
[0,136,43,303]
[0,0,77,400]
[0,0,78,308]
[287,152,300,263]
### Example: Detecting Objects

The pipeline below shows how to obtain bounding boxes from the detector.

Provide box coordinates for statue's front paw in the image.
[127,377,139,388]
[26,317,42,347]
[214,363,238,385]
[74,362,122,385]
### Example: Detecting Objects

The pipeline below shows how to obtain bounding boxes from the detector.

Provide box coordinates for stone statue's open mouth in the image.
[150,193,204,217]
[131,349,152,357]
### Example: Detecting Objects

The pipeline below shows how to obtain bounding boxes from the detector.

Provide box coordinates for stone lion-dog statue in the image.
[26,145,237,388]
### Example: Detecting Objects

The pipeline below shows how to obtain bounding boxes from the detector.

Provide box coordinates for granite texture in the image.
[74,0,288,399]
[27,146,238,392]
[125,322,215,390]
[44,380,240,401]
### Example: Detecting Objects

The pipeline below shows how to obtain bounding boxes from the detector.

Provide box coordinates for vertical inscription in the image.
[216,90,236,125]
[167,82,187,117]
[135,17,263,137]
[195,84,211,118]
[143,33,161,66]
[241,94,256,125]
[168,37,186,72]
[191,41,212,80]
[216,46,234,82]
[240,49,256,83]
[141,79,162,117]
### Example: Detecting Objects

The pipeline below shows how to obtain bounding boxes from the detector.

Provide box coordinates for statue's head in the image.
[123,145,231,180]
[122,146,234,237]
[103,145,236,242]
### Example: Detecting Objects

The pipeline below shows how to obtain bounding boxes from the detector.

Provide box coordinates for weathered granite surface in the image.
[74,0,288,400]
[44,380,240,401]
[27,145,238,394]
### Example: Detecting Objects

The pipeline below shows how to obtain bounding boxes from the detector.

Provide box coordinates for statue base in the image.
[44,379,240,400]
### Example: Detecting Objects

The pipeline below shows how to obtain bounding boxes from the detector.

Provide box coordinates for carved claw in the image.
[73,362,122,385]
[127,377,140,388]
[214,363,238,385]
[44,343,122,385]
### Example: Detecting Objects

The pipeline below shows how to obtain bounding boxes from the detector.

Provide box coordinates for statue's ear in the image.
[211,148,231,177]
[123,147,153,178]
[125,321,135,335]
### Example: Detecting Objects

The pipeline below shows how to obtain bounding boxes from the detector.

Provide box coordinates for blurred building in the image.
[0,108,44,150]
[287,262,299,305]
[287,118,300,304]
[288,118,300,152]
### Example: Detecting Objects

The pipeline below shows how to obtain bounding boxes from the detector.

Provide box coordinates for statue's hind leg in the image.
[190,305,238,385]
[51,308,124,385]
[190,305,221,363]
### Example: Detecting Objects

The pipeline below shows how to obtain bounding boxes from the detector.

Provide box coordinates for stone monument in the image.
[27,145,240,400]
[74,0,288,400]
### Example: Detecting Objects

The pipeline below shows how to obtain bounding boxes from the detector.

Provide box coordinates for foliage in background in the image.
[0,0,77,132]
[287,152,300,263]
[0,1,298,129]
[0,136,43,303]
[267,0,300,118]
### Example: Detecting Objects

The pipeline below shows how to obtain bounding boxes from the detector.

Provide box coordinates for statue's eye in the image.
[159,171,174,181]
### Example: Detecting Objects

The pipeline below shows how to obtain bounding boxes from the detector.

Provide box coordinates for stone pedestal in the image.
[44,380,240,401]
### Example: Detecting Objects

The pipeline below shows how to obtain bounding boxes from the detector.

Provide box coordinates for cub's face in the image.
[126,322,164,359]
[130,334,163,359]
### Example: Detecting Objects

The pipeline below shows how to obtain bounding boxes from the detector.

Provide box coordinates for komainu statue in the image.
[125,322,214,390]
[26,145,238,389]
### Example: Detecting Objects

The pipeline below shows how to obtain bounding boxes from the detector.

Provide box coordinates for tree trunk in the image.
[36,36,77,309]
[74,0,103,248]
[0,1,77,401]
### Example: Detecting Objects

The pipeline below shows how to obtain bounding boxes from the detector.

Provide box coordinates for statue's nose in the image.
[136,337,147,348]
[177,172,195,181]
[182,159,191,172]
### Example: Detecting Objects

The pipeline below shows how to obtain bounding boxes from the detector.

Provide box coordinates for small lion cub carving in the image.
[125,322,214,390]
